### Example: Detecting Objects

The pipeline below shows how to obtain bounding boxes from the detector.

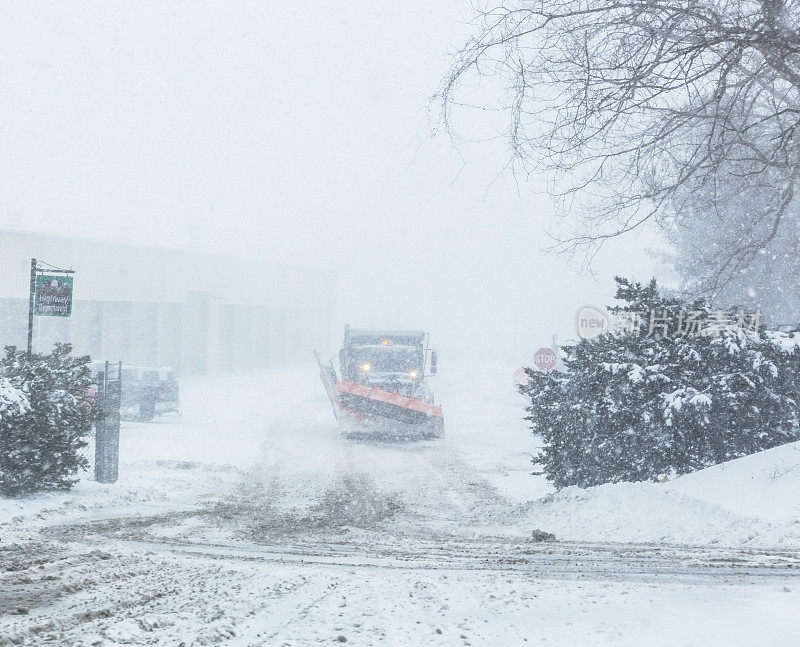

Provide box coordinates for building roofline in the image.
[0,227,328,273]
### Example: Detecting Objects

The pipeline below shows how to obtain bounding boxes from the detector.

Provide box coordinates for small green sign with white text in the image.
[34,275,73,317]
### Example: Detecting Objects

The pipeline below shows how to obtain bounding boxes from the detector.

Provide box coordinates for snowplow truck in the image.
[314,326,444,438]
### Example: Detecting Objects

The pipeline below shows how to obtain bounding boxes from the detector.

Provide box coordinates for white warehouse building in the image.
[0,229,336,374]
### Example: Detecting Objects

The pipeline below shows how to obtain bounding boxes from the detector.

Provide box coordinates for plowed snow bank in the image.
[521,441,800,547]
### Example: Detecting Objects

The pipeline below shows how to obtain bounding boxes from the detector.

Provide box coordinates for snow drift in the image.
[522,440,800,547]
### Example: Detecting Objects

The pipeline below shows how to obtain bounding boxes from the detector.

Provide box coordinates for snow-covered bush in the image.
[0,377,31,490]
[0,343,96,496]
[523,278,800,489]
[0,377,29,417]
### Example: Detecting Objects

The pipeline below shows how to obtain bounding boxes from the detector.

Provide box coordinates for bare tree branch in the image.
[434,0,800,297]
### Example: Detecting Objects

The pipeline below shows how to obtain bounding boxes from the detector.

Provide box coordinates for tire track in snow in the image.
[106,535,800,583]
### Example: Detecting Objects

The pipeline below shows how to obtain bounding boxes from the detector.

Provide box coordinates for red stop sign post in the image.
[533,347,557,372]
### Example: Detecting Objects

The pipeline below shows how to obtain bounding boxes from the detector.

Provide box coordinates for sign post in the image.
[95,361,122,484]
[26,259,75,357]
[26,259,36,358]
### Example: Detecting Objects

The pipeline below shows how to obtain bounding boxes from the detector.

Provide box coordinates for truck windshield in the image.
[352,346,422,373]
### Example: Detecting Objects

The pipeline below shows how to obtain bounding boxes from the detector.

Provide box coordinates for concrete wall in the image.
[0,229,337,374]
[0,295,330,375]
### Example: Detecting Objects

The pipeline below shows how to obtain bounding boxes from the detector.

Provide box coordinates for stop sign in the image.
[533,347,557,372]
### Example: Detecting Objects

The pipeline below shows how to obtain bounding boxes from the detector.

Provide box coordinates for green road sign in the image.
[34,274,73,317]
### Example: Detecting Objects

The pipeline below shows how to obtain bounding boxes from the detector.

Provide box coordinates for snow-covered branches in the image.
[0,344,95,496]
[0,378,29,420]
[437,1,800,282]
[522,277,800,488]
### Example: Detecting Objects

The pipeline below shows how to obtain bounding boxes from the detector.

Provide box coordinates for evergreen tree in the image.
[0,377,30,492]
[523,278,800,488]
[0,343,96,495]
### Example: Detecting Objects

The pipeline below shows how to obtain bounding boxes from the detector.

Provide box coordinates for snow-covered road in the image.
[1,362,799,646]
[3,527,799,646]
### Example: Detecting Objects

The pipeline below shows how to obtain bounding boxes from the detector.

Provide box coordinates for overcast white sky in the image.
[1,1,661,362]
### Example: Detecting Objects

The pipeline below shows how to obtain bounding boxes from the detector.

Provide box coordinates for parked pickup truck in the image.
[120,366,180,422]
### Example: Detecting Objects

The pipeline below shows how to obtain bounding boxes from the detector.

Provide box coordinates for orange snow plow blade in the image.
[336,380,443,420]
[314,350,444,438]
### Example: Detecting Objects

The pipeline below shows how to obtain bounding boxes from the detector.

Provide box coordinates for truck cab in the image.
[339,327,437,401]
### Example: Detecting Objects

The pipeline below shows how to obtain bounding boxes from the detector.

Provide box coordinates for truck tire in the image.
[138,399,156,422]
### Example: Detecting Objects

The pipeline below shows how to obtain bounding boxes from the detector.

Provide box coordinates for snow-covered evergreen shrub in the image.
[0,343,95,496]
[0,377,31,493]
[523,278,800,489]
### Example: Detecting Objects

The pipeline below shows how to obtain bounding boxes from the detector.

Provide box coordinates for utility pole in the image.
[27,258,36,358]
